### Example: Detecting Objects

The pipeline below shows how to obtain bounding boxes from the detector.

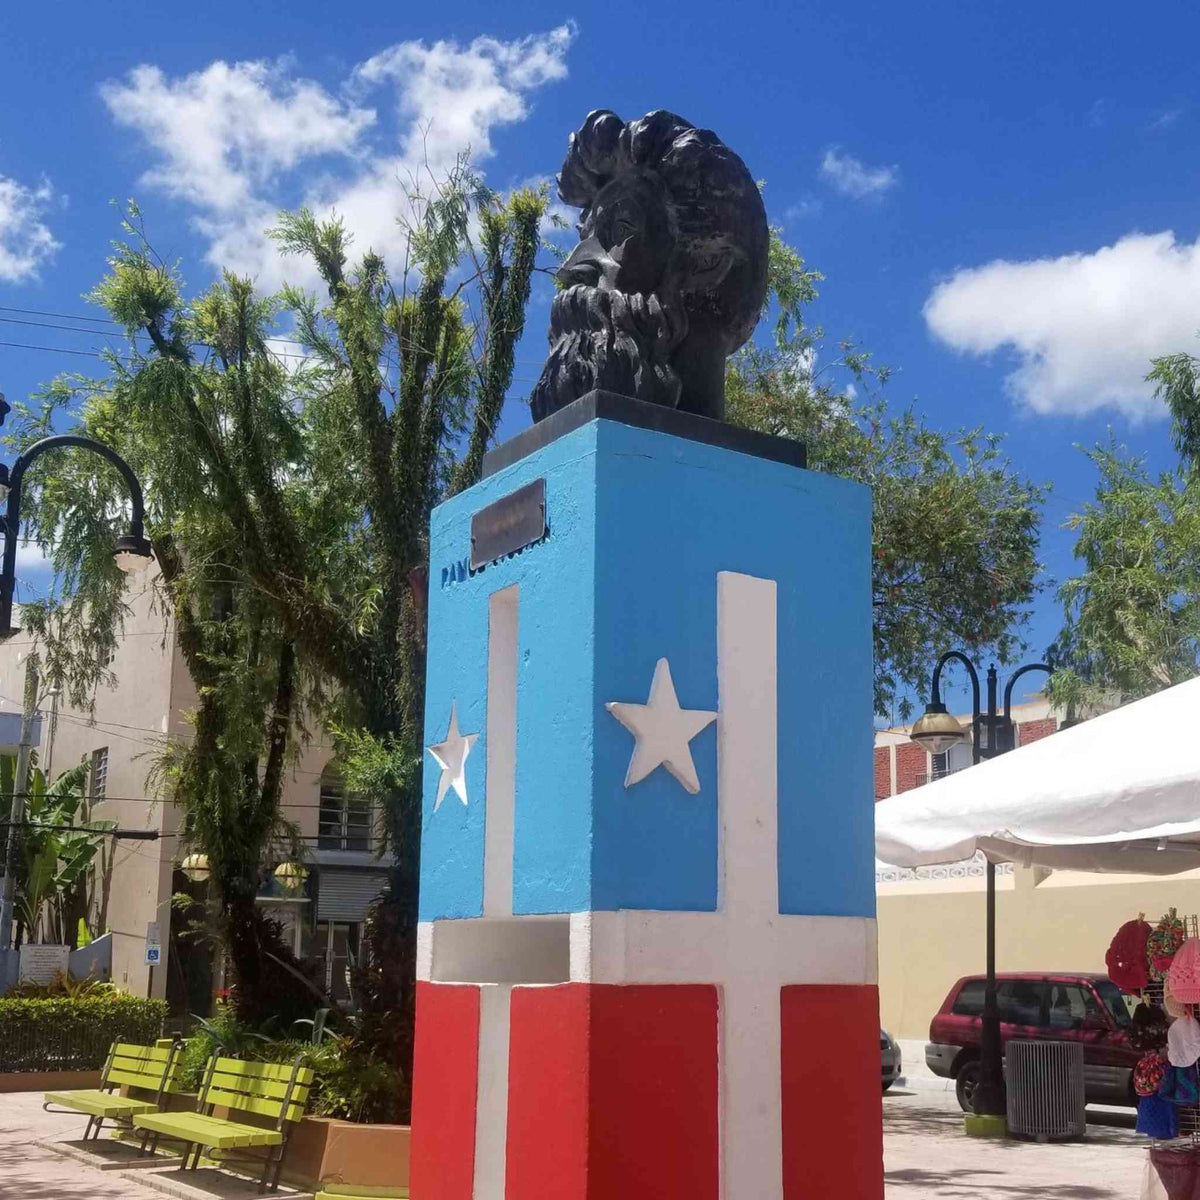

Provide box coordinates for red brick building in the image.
[874,699,1062,801]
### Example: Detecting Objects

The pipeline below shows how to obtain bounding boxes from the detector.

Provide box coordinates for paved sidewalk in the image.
[0,1082,1157,1198]
[0,1090,314,1200]
[0,1090,168,1200]
[884,1088,1149,1198]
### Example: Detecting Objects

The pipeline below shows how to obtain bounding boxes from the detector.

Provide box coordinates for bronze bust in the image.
[530,109,769,425]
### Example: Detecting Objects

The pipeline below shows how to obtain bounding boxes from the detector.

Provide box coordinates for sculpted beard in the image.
[529,284,688,421]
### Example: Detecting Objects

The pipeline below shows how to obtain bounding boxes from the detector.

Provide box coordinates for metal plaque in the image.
[470,478,546,569]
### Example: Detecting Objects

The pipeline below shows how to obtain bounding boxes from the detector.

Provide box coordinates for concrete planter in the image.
[0,1069,101,1093]
[283,1117,411,1190]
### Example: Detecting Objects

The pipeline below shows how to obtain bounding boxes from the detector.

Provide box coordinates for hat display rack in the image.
[1164,914,1200,1146]
[1126,908,1200,1192]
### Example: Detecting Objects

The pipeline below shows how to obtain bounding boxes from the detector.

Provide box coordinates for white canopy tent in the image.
[875,674,1200,874]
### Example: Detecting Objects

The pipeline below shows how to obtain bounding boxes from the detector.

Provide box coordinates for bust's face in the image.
[557,172,673,297]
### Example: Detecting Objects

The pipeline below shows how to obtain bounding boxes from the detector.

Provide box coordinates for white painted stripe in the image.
[484,585,518,919]
[570,910,877,986]
[416,921,434,982]
[717,570,782,1200]
[472,584,519,1200]
[473,984,511,1200]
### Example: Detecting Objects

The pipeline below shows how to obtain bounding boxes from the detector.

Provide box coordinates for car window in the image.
[1094,979,1132,1026]
[997,980,1045,1025]
[1046,983,1103,1030]
[952,979,987,1017]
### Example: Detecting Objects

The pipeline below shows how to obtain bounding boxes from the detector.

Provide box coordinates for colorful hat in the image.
[1135,1051,1169,1096]
[1160,1063,1200,1105]
[1131,1002,1171,1052]
[1107,917,1152,993]
[1169,937,1200,1004]
[1138,1093,1181,1141]
[1168,1014,1200,1067]
[1148,910,1186,981]
[1164,974,1188,1020]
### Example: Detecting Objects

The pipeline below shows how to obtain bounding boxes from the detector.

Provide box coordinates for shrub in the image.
[177,1002,276,1091]
[176,1001,405,1122]
[0,993,167,1073]
[261,1036,406,1124]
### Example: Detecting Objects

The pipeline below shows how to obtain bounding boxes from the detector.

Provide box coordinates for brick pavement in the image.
[0,1083,1159,1199]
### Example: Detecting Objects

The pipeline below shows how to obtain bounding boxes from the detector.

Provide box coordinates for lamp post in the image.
[910,652,1052,1119]
[0,434,154,638]
[0,433,152,961]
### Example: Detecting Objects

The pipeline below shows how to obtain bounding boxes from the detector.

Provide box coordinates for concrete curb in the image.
[38,1138,184,1172]
[113,1167,315,1200]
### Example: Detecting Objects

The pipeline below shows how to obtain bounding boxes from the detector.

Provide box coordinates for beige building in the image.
[875,698,1200,1041]
[0,573,390,1009]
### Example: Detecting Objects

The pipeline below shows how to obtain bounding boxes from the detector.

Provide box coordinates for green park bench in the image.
[133,1054,313,1193]
[43,1039,185,1143]
[315,1188,409,1200]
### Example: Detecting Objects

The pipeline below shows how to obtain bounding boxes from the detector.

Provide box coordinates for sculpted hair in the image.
[557,109,769,350]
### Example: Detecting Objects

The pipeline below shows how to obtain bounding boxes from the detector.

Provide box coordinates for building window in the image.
[318,765,372,852]
[931,740,973,780]
[90,747,108,803]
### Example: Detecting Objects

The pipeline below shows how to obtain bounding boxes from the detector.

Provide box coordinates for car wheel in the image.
[955,1059,981,1112]
[882,1080,894,1094]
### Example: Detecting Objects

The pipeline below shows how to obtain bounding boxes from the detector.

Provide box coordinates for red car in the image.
[926,972,1139,1111]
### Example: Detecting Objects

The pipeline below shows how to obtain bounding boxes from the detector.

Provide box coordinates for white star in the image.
[427,703,479,811]
[606,658,717,794]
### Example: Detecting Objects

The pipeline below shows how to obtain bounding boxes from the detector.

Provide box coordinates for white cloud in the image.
[819,148,898,200]
[924,230,1200,418]
[784,195,822,221]
[15,540,51,571]
[100,25,576,291]
[101,60,376,212]
[355,26,574,170]
[0,174,61,282]
[1150,107,1183,131]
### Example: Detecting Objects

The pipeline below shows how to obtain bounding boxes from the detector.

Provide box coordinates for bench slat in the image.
[44,1089,158,1118]
[211,1057,314,1086]
[106,1068,173,1090]
[206,1071,311,1103]
[134,1112,283,1148]
[111,1057,169,1077]
[113,1043,175,1062]
[204,1087,305,1125]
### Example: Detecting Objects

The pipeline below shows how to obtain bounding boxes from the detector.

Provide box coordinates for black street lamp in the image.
[0,434,153,637]
[909,651,1052,1120]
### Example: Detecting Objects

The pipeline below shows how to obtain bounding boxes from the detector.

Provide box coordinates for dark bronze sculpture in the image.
[529,110,769,425]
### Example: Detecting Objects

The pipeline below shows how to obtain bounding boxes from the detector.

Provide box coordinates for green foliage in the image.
[177,1000,274,1091]
[1047,347,1200,711]
[260,1035,406,1124]
[1150,350,1200,472]
[9,159,551,1091]
[1048,442,1200,711]
[0,993,167,1072]
[1,757,114,944]
[179,1002,404,1122]
[4,971,117,999]
[727,230,1044,719]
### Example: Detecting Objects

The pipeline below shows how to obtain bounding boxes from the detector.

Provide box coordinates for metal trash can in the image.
[1005,1038,1086,1140]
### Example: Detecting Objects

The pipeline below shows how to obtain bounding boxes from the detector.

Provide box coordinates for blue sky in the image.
[3,2,1199,717]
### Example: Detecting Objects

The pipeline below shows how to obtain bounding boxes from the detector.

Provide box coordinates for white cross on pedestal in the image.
[577,571,876,1198]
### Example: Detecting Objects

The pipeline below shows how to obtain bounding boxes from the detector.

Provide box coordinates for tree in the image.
[727,235,1045,719]
[1047,349,1200,711]
[8,164,550,1099]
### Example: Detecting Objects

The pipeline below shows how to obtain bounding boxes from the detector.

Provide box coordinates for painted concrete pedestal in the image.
[410,393,883,1199]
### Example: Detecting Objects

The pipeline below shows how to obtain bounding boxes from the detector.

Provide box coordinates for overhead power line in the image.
[0,305,550,366]
[0,820,158,839]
